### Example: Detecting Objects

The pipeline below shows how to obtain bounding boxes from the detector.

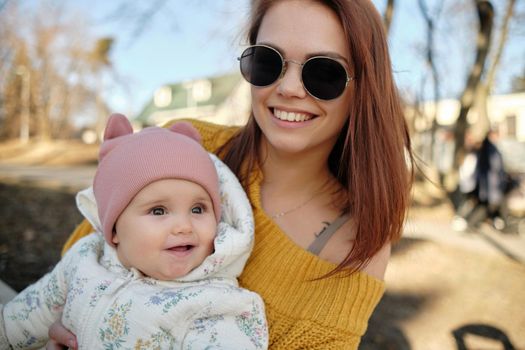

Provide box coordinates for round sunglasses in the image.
[238,44,353,101]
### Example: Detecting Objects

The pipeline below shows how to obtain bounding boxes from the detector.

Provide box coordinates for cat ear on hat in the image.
[168,122,202,144]
[99,114,134,161]
[104,114,133,141]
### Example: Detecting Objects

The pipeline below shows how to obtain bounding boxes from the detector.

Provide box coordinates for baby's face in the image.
[113,179,217,280]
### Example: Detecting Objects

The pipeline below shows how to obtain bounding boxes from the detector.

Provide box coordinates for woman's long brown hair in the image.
[218,0,414,276]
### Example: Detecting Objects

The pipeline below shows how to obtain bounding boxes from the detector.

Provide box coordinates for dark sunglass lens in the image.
[240,46,282,87]
[302,58,347,100]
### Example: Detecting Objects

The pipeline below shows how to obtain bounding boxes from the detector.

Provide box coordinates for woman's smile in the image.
[273,108,314,122]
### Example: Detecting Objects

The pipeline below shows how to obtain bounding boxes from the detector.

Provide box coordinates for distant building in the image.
[135,72,251,127]
[408,92,525,142]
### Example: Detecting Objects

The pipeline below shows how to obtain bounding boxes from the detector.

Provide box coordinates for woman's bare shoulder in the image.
[361,241,392,281]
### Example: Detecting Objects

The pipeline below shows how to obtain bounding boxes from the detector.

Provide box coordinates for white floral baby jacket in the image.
[0,154,268,349]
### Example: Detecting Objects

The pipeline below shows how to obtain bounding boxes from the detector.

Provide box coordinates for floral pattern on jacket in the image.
[1,154,268,349]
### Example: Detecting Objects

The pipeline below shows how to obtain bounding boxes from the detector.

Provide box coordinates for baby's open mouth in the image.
[168,245,194,252]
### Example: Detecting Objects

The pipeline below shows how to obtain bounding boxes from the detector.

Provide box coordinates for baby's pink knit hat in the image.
[93,114,221,245]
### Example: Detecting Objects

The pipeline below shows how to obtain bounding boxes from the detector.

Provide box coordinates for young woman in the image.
[45,0,413,348]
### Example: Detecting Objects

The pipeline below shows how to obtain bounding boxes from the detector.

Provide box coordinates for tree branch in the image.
[453,0,494,167]
[383,0,395,35]
[485,0,516,90]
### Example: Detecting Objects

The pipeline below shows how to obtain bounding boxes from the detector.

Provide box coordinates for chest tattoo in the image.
[314,221,331,237]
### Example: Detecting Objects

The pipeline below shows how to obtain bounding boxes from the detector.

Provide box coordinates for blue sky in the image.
[70,0,523,119]
[79,0,252,117]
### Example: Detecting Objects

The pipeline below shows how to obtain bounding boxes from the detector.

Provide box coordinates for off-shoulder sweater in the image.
[63,119,385,350]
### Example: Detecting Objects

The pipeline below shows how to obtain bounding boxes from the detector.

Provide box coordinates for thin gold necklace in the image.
[270,193,317,219]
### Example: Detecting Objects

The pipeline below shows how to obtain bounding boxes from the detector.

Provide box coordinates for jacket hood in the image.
[76,153,254,282]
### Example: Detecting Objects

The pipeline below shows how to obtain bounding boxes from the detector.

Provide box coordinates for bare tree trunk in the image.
[383,0,395,35]
[418,0,443,123]
[33,60,52,141]
[95,75,107,141]
[486,0,515,93]
[453,0,494,168]
[418,0,445,183]
[475,0,516,135]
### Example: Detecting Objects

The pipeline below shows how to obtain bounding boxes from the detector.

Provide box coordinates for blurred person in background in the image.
[453,129,508,231]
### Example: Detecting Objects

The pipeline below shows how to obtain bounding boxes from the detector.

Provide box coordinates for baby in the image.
[1,114,268,349]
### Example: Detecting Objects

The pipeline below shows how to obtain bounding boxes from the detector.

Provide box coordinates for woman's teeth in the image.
[274,109,313,122]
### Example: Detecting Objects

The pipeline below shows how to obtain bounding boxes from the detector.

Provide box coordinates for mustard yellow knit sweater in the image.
[63,120,385,349]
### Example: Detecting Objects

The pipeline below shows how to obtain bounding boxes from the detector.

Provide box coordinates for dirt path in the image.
[366,237,525,349]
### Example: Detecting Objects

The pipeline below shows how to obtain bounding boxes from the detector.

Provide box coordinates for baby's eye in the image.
[151,207,167,216]
[191,205,204,214]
